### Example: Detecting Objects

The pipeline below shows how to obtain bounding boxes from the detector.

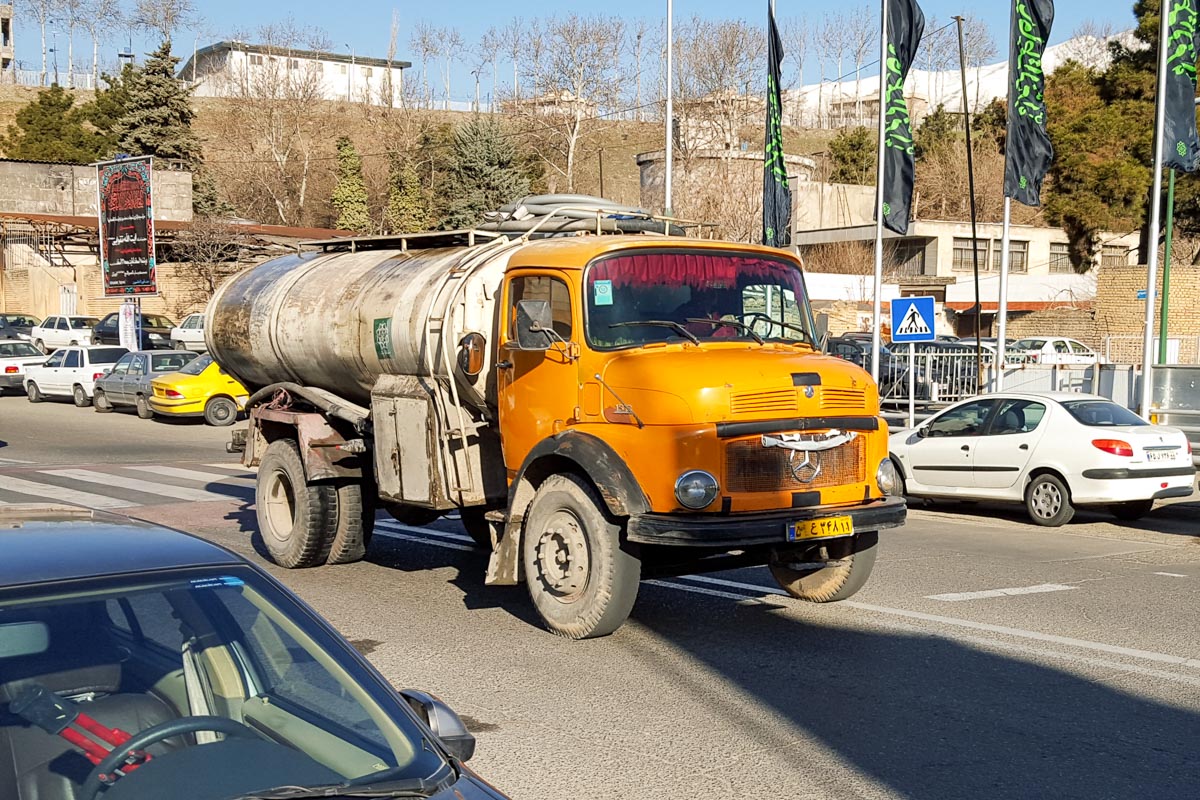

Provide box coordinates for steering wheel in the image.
[738,312,812,344]
[82,715,260,800]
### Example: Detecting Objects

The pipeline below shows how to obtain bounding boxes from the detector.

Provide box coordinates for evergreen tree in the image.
[112,40,202,165]
[827,126,876,185]
[331,136,372,232]
[913,104,959,161]
[383,152,427,234]
[443,117,530,229]
[81,65,138,159]
[0,85,101,163]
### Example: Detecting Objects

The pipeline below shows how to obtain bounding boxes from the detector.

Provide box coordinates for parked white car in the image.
[0,340,49,394]
[889,392,1195,526]
[170,312,207,351]
[1010,337,1103,365]
[28,315,101,352]
[23,345,129,407]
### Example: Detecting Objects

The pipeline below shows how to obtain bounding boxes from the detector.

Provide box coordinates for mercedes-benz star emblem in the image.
[788,449,822,483]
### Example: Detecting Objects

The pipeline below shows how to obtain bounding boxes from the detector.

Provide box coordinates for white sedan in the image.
[23,345,129,407]
[0,340,49,394]
[1010,337,1103,365]
[170,312,207,351]
[889,392,1195,526]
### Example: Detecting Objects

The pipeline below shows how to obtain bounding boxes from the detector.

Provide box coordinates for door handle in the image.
[1019,443,1029,450]
[496,360,513,370]
[960,445,970,452]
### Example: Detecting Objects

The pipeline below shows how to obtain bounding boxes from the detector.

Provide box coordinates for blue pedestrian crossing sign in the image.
[890,296,937,343]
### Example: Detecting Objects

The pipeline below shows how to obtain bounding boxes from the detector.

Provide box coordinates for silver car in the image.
[93,349,199,418]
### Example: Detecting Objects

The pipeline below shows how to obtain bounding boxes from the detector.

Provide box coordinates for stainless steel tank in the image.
[206,241,514,409]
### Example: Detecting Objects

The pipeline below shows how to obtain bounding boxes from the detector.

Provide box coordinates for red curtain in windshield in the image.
[590,252,790,288]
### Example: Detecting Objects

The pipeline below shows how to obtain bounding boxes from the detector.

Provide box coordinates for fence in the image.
[1104,335,1200,365]
[7,69,96,91]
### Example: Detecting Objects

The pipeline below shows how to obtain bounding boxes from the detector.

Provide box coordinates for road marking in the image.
[1154,572,1189,578]
[924,583,1078,602]
[374,520,473,543]
[372,528,475,552]
[41,469,226,503]
[204,463,257,473]
[0,474,137,509]
[125,465,254,484]
[0,457,34,465]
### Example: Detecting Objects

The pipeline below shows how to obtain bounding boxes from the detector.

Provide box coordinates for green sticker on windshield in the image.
[594,280,613,306]
[373,318,394,360]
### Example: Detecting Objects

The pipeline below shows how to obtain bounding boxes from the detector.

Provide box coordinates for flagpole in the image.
[996,196,1011,390]
[1139,4,1171,419]
[871,0,889,384]
[955,15,985,393]
[665,0,674,216]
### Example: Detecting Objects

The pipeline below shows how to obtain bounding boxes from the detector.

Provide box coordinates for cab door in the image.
[902,398,998,490]
[496,272,580,472]
[971,398,1048,490]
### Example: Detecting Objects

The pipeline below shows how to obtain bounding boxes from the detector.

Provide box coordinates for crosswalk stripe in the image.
[0,474,137,509]
[40,469,226,503]
[204,463,256,474]
[125,465,254,484]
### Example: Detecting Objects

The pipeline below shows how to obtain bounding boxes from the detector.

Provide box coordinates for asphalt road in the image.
[2,394,1200,799]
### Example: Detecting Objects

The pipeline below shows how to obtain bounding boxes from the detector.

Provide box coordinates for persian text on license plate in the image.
[787,516,854,542]
[1146,450,1175,462]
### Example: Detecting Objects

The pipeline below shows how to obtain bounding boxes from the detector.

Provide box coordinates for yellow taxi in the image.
[148,353,249,426]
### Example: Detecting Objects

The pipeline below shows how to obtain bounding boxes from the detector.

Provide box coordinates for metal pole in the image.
[664,0,674,216]
[907,346,915,429]
[598,149,605,198]
[1140,4,1171,419]
[996,196,1012,390]
[954,16,984,392]
[871,0,888,384]
[1159,168,1175,364]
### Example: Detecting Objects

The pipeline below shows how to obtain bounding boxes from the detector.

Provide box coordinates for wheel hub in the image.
[1032,483,1061,518]
[263,469,296,542]
[533,510,590,602]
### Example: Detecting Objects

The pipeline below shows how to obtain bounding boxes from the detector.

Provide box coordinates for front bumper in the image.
[626,496,906,547]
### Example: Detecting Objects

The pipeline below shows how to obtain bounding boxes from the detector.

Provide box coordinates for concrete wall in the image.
[0,161,193,222]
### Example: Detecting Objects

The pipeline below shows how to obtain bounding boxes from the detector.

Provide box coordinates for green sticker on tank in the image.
[373,318,394,360]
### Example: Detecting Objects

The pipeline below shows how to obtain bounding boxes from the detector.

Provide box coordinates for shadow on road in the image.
[916,496,1200,538]
[630,584,1200,799]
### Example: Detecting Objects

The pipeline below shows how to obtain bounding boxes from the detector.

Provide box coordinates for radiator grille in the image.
[730,388,796,415]
[725,434,866,493]
[821,387,867,411]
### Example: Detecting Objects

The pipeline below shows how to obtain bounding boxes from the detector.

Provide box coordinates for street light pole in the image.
[664,0,674,216]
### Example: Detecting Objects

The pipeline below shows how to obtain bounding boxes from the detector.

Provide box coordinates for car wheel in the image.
[1109,499,1154,521]
[1025,473,1075,527]
[26,382,43,403]
[72,384,91,407]
[522,473,641,639]
[770,530,879,602]
[69,340,79,347]
[256,439,337,568]
[32,339,45,352]
[326,480,375,565]
[174,340,187,350]
[90,336,100,345]
[93,389,113,413]
[203,396,237,426]
[135,393,153,419]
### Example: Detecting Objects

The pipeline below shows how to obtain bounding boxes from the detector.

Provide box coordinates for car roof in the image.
[0,505,242,588]
[958,391,1110,403]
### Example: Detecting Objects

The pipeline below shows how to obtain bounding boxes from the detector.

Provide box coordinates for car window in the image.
[988,399,1047,435]
[89,347,129,364]
[110,353,133,375]
[0,342,42,357]
[152,352,195,371]
[69,317,99,329]
[1069,341,1092,354]
[145,315,174,327]
[179,353,214,375]
[45,350,65,367]
[129,355,146,376]
[1060,399,1148,427]
[1053,340,1069,353]
[55,318,67,330]
[926,400,996,437]
[509,274,573,340]
[63,350,81,369]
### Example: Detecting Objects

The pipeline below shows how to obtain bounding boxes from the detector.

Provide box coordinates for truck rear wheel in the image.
[522,474,640,639]
[257,439,336,568]
[769,531,878,603]
[327,481,375,565]
[385,504,442,527]
[460,507,493,549]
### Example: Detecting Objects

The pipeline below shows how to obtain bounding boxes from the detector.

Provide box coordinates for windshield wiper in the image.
[684,318,764,344]
[232,776,440,799]
[609,319,700,345]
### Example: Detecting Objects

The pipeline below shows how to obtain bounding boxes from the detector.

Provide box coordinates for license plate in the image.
[788,515,854,542]
[1146,450,1175,462]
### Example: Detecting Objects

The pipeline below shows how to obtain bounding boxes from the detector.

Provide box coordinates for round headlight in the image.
[876,458,901,495]
[675,470,719,509]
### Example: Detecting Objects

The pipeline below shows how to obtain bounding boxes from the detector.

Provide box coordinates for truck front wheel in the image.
[522,474,641,639]
[257,439,337,568]
[769,531,878,602]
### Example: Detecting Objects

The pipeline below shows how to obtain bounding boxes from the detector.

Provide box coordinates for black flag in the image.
[879,0,925,235]
[763,1,790,247]
[1163,0,1200,172]
[1005,0,1055,206]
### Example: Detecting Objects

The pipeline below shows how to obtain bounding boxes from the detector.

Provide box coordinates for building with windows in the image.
[178,41,411,106]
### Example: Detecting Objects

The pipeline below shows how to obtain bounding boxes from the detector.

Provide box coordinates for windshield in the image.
[144,315,175,327]
[1060,399,1148,427]
[180,353,214,375]
[0,567,446,791]
[584,249,815,350]
[151,352,198,371]
[0,342,42,358]
[88,347,129,364]
[0,315,38,327]
[68,317,100,329]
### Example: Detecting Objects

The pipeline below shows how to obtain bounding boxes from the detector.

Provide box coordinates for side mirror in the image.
[399,689,476,762]
[916,425,929,438]
[457,332,486,377]
[514,300,553,351]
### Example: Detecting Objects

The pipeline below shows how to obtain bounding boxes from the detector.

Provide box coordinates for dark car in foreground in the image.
[91,312,177,350]
[0,505,506,800]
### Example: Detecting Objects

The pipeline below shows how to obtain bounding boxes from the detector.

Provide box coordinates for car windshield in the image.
[88,347,129,364]
[584,249,815,349]
[0,315,38,327]
[144,315,175,327]
[0,567,446,793]
[179,353,213,375]
[1060,399,1148,427]
[151,352,198,372]
[0,342,42,358]
[68,317,100,329]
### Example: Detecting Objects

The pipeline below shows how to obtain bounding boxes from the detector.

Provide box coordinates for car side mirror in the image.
[399,689,476,762]
[916,425,929,438]
[513,300,553,351]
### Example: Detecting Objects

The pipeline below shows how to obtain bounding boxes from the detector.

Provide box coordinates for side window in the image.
[1053,340,1069,353]
[989,400,1047,435]
[56,318,68,330]
[926,400,995,437]
[46,351,65,368]
[110,354,133,375]
[1069,341,1091,354]
[129,356,146,376]
[509,275,573,340]
[63,350,81,369]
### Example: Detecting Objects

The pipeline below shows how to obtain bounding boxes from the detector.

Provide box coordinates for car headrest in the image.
[0,604,121,705]
[1001,410,1022,431]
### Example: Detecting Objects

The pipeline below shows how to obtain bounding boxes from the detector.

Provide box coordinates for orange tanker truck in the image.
[209,198,906,639]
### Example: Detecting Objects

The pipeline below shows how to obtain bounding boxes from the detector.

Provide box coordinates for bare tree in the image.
[819,13,850,127]
[1059,19,1118,70]
[380,9,400,108]
[439,27,465,110]
[674,16,764,150]
[409,21,438,109]
[170,216,254,312]
[29,0,54,85]
[79,0,123,86]
[779,17,809,125]
[500,17,524,97]
[846,6,874,126]
[478,25,503,109]
[132,0,196,43]
[958,14,997,113]
[626,17,656,122]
